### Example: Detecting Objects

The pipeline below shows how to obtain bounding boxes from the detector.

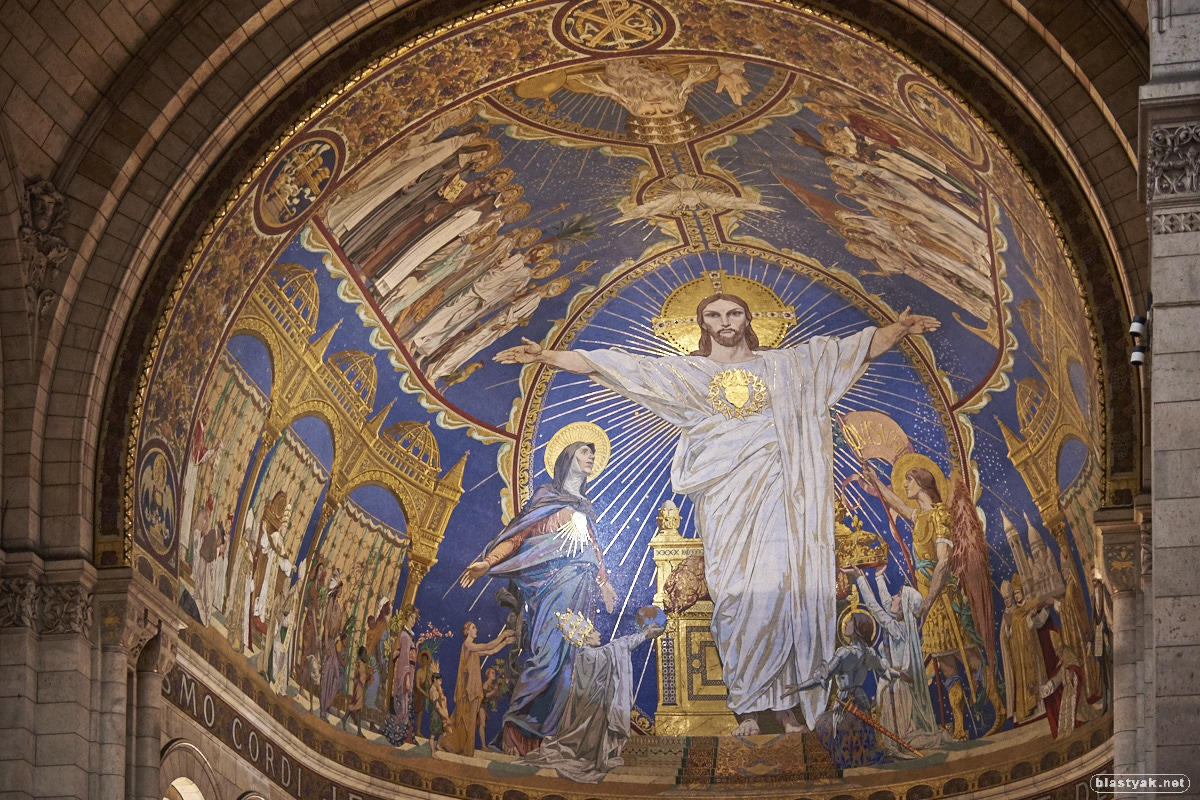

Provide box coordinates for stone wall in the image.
[1141,4,1200,780]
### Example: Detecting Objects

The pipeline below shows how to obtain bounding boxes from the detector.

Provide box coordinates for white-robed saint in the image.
[849,567,949,753]
[411,251,533,358]
[324,132,477,237]
[519,610,665,782]
[496,293,939,735]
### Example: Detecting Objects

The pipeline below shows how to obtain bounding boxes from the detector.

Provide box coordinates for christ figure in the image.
[496,292,938,736]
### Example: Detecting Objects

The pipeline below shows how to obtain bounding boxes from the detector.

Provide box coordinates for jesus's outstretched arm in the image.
[495,337,596,374]
[868,307,940,360]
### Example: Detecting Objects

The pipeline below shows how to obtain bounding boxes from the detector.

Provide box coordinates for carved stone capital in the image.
[0,576,38,629]
[1140,522,1153,582]
[38,582,94,636]
[1147,122,1200,199]
[97,593,160,660]
[94,569,189,667]
[1103,540,1140,594]
[136,628,179,675]
[1094,504,1147,596]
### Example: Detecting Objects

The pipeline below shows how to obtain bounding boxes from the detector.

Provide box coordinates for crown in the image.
[555,609,597,648]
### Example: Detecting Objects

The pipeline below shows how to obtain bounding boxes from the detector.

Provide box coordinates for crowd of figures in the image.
[232,438,664,784]
[321,115,588,387]
[175,408,1110,780]
[787,460,1110,769]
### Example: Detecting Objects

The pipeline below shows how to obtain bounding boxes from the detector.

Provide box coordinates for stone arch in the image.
[160,740,222,800]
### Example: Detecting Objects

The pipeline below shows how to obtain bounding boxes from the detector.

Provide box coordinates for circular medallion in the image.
[553,0,674,55]
[900,77,989,170]
[256,133,343,231]
[135,442,178,556]
[653,269,795,354]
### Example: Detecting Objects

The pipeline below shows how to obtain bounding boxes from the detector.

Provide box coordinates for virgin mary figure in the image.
[459,425,617,755]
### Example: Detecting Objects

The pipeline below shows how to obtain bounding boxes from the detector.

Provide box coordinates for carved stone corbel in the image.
[16,178,70,360]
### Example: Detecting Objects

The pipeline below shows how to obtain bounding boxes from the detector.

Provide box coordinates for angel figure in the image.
[614,173,776,225]
[854,460,1003,739]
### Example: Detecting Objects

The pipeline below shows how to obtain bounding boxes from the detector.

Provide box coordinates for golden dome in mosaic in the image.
[326,349,377,411]
[383,420,440,471]
[268,262,319,333]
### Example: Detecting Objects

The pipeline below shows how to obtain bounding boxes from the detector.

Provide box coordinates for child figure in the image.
[427,664,451,757]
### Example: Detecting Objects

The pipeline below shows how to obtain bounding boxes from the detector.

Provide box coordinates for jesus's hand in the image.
[897,307,940,335]
[868,307,941,359]
[495,337,543,364]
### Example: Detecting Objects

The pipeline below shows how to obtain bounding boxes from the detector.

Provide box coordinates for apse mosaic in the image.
[119,0,1110,794]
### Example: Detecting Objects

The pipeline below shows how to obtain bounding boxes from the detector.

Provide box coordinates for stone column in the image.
[1096,507,1143,790]
[134,630,178,800]
[92,571,183,800]
[1141,3,1200,785]
[0,553,41,800]
[1139,505,1155,775]
[32,560,95,800]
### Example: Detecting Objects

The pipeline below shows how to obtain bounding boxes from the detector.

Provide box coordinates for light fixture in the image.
[1130,293,1152,367]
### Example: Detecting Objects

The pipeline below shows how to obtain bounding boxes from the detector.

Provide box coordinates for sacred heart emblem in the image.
[708,368,767,419]
[720,371,751,409]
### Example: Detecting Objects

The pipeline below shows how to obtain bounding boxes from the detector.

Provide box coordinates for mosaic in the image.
[121,0,1110,795]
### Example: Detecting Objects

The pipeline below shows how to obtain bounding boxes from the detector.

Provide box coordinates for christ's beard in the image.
[713,328,745,347]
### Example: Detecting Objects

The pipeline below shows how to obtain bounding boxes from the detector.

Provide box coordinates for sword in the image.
[835,697,924,758]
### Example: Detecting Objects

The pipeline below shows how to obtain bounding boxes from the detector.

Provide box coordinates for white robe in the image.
[426,291,542,381]
[410,256,530,356]
[518,630,649,782]
[372,203,484,296]
[325,135,471,237]
[580,328,873,724]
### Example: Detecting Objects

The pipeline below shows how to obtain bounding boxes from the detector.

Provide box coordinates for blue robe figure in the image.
[460,440,617,755]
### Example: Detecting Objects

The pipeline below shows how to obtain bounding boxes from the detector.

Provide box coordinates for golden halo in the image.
[890,453,951,510]
[544,421,612,480]
[836,605,879,647]
[652,269,795,354]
